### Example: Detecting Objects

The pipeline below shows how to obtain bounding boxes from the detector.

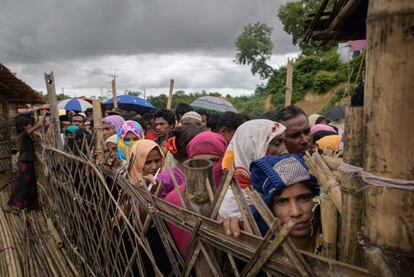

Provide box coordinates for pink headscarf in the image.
[164,131,227,255]
[187,131,227,187]
[102,115,125,133]
[311,123,336,134]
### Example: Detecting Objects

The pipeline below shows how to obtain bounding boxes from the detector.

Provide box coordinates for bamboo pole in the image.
[285,59,293,107]
[363,0,414,274]
[111,76,118,109]
[320,193,338,259]
[92,100,104,163]
[44,72,62,149]
[167,79,174,110]
[339,106,364,266]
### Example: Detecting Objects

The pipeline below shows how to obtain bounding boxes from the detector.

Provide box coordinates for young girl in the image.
[7,111,46,212]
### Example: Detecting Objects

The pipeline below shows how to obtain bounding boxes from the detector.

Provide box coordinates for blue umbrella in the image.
[58,98,92,112]
[104,95,155,114]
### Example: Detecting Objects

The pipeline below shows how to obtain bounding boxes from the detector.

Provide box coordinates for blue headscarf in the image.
[250,154,319,234]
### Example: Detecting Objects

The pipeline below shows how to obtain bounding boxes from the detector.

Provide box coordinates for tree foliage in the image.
[234,22,274,79]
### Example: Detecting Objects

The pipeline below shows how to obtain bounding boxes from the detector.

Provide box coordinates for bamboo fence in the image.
[4,136,368,277]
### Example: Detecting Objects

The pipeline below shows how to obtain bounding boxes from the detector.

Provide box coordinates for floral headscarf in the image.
[117,120,145,161]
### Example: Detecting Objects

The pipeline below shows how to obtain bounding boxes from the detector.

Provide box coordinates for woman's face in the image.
[270,182,315,238]
[123,131,140,143]
[266,134,288,156]
[143,148,163,176]
[106,142,117,160]
[102,122,115,140]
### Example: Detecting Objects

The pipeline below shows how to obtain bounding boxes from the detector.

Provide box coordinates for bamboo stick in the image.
[304,151,342,211]
[319,193,338,260]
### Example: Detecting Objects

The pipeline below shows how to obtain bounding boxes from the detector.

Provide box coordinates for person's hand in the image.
[143,174,156,185]
[217,217,243,239]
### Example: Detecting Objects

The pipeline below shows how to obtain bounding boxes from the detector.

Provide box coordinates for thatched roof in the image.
[303,0,368,44]
[0,63,45,104]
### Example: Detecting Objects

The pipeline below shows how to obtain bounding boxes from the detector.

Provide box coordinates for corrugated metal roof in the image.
[0,63,45,104]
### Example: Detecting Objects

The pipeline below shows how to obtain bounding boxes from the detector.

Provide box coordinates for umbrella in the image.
[324,105,345,121]
[104,95,155,114]
[58,98,93,112]
[191,96,237,114]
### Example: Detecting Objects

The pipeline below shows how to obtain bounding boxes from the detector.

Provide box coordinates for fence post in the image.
[44,72,62,148]
[284,59,293,107]
[93,100,104,163]
[167,79,174,110]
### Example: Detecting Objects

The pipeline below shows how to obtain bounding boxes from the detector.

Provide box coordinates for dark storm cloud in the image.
[0,0,296,63]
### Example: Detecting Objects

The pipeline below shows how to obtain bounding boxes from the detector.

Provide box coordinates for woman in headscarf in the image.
[102,115,125,140]
[219,119,288,222]
[103,135,123,171]
[116,120,145,161]
[63,125,79,152]
[128,140,165,190]
[118,140,170,275]
[164,131,227,255]
[249,154,321,253]
[222,119,287,189]
[221,154,322,254]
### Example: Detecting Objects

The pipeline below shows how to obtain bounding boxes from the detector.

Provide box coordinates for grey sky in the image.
[0,0,298,97]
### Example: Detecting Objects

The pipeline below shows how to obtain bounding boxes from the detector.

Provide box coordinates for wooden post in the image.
[284,59,293,107]
[111,76,118,109]
[44,72,62,148]
[92,100,104,163]
[363,0,414,274]
[167,79,174,110]
[339,106,364,266]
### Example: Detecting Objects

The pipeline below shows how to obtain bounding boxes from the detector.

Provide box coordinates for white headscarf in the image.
[222,119,286,188]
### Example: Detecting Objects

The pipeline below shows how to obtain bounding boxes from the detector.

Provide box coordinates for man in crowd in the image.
[180,111,202,127]
[154,109,175,151]
[70,112,87,128]
[273,105,313,154]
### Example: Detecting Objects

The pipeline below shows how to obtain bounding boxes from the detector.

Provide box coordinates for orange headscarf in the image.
[128,139,165,186]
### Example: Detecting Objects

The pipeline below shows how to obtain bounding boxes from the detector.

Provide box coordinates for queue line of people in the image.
[6,102,343,274]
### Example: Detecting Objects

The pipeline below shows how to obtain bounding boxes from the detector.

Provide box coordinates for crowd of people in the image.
[6,102,344,274]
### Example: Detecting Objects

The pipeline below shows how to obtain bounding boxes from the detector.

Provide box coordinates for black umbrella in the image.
[324,105,345,121]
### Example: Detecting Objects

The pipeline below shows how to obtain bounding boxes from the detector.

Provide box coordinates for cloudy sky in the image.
[0,0,298,98]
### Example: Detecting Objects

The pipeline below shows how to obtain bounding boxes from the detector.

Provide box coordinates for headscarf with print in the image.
[128,139,165,186]
[187,131,227,188]
[222,119,286,189]
[117,120,145,161]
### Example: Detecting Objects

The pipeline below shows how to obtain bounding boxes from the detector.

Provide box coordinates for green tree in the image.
[125,90,142,97]
[56,93,71,101]
[235,22,274,79]
[277,0,335,55]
